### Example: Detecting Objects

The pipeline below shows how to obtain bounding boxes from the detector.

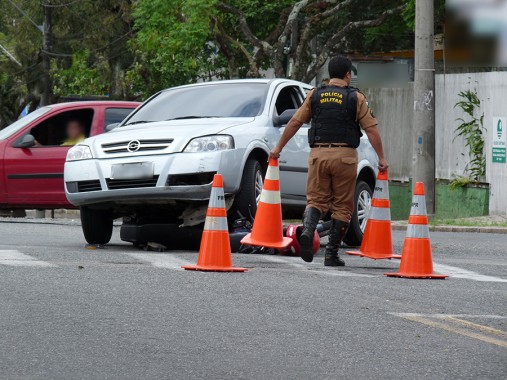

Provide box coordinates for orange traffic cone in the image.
[241,158,292,249]
[346,170,401,259]
[183,174,246,272]
[385,182,447,279]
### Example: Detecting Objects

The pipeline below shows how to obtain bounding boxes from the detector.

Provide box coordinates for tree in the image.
[130,0,408,91]
[214,0,406,82]
[128,0,225,97]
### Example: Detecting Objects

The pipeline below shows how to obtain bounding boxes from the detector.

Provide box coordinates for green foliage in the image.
[52,51,109,96]
[129,0,219,97]
[0,0,414,119]
[402,0,446,32]
[402,0,415,30]
[451,84,486,189]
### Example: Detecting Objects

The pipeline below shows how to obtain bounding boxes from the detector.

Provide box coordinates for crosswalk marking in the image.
[126,252,193,270]
[260,255,374,277]
[433,263,507,283]
[0,250,55,267]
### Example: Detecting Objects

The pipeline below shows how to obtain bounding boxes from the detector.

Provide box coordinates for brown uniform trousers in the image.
[307,146,357,222]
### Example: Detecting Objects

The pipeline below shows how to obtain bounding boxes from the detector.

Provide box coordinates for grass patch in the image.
[429,219,507,227]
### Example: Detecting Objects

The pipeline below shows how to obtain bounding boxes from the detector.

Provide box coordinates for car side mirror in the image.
[13,134,36,148]
[105,123,120,132]
[274,109,297,127]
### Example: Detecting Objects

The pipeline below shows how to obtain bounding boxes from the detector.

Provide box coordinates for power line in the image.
[42,30,132,57]
[6,0,43,33]
[0,42,22,66]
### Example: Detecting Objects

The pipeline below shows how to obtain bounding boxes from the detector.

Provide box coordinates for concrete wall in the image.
[362,72,507,216]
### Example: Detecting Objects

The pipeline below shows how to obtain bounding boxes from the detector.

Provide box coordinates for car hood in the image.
[84,117,255,158]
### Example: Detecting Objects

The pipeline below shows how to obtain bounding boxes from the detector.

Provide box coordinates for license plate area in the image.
[110,162,154,180]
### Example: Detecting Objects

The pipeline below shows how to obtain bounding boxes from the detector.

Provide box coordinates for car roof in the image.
[160,78,309,92]
[47,100,140,110]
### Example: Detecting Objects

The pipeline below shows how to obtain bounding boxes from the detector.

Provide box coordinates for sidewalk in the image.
[392,215,507,234]
[1,210,506,234]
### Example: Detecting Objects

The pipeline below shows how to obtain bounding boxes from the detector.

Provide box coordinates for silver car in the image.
[64,79,378,246]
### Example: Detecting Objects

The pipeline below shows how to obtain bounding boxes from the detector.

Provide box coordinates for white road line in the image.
[433,263,507,283]
[260,255,373,277]
[389,313,507,319]
[126,253,193,270]
[260,255,309,269]
[0,250,55,267]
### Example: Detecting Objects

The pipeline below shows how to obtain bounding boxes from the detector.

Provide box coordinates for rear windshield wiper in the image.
[166,116,220,121]
[124,120,153,126]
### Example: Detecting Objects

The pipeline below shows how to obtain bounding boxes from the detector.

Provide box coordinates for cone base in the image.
[182,265,247,272]
[346,250,401,260]
[240,234,292,249]
[385,272,448,279]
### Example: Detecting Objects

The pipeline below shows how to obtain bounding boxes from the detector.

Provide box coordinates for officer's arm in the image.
[363,126,389,171]
[272,118,304,154]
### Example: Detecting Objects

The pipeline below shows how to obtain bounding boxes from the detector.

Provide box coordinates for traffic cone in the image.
[241,158,292,249]
[183,174,246,272]
[346,170,401,259]
[385,182,447,279]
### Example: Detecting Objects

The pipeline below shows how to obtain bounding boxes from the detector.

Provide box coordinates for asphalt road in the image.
[0,220,506,380]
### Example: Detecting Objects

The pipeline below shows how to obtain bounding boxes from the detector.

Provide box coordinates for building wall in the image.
[362,72,507,216]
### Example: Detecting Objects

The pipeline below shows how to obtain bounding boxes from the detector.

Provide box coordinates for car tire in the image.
[229,158,265,223]
[80,206,113,245]
[343,180,372,247]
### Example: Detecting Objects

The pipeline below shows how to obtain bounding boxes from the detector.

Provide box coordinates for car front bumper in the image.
[64,149,245,207]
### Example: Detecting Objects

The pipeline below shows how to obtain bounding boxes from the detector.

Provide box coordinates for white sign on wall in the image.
[492,117,506,164]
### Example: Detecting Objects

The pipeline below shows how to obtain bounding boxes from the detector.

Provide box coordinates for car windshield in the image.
[0,107,51,141]
[124,83,267,126]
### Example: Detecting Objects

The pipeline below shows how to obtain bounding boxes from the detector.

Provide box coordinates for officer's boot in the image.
[299,207,321,263]
[324,220,349,266]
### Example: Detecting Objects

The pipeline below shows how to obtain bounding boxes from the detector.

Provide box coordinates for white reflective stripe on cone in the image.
[208,187,226,209]
[406,224,430,239]
[259,189,281,204]
[373,180,389,200]
[369,206,391,221]
[265,165,280,181]
[410,195,427,216]
[204,216,228,231]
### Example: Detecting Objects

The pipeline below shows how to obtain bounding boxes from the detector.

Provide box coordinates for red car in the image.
[0,101,140,210]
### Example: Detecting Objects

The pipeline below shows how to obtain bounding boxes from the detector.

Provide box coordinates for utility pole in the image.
[40,3,52,107]
[412,0,435,215]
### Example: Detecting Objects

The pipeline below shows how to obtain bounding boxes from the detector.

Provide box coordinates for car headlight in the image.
[66,145,93,161]
[183,135,234,153]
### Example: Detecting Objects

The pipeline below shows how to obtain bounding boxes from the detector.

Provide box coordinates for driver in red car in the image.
[61,119,86,146]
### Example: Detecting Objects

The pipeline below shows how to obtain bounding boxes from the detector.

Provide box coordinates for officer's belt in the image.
[311,143,354,148]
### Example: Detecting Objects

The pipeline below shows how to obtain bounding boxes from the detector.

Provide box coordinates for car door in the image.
[270,84,310,198]
[4,107,97,206]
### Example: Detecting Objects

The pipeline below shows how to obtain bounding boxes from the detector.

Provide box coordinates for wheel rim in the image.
[254,169,264,204]
[357,189,372,233]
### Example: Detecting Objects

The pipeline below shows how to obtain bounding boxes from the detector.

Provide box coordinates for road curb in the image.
[392,224,507,234]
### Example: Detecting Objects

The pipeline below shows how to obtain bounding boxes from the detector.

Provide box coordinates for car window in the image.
[104,108,134,130]
[274,86,303,115]
[29,108,94,147]
[123,83,267,126]
[0,107,51,141]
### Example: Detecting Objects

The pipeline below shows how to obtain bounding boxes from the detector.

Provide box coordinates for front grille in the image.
[106,176,159,190]
[77,180,102,192]
[102,139,173,154]
[166,172,216,186]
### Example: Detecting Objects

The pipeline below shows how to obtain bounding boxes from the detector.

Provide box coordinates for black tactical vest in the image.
[309,85,362,148]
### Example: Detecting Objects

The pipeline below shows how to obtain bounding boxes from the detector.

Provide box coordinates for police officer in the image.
[270,56,389,266]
